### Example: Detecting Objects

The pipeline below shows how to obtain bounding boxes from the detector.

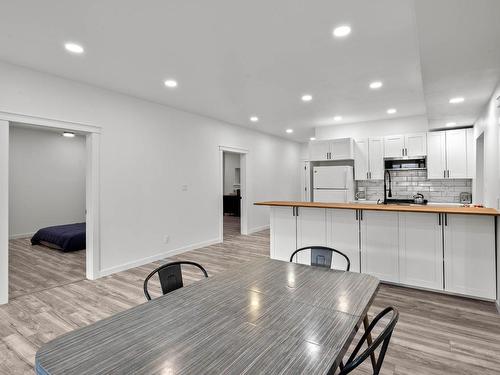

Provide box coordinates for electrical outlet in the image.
[163,235,170,244]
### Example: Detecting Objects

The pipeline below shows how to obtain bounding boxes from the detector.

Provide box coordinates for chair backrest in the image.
[143,261,208,300]
[338,307,399,375]
[289,246,351,271]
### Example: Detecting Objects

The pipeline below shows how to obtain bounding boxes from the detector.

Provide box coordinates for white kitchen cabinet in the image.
[443,214,496,299]
[309,140,330,161]
[427,131,447,179]
[354,139,369,180]
[428,129,468,179]
[296,207,327,265]
[354,137,384,180]
[360,211,399,283]
[384,133,427,158]
[405,133,427,157]
[368,137,385,180]
[328,209,360,272]
[445,129,467,179]
[384,135,405,158]
[466,128,475,179]
[270,207,296,262]
[309,138,353,161]
[399,213,443,290]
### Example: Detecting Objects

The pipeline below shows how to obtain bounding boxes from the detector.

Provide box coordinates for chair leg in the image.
[363,315,377,371]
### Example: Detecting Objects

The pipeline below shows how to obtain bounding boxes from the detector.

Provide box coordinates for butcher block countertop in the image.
[254,201,500,216]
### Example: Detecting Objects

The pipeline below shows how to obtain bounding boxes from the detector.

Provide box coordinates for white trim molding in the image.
[0,111,101,134]
[0,120,9,304]
[247,225,270,234]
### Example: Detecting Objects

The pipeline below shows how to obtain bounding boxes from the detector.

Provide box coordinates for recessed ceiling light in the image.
[64,42,84,54]
[369,81,383,89]
[301,94,313,102]
[310,137,316,141]
[164,79,178,88]
[333,25,351,38]
[62,132,75,138]
[449,97,464,104]
[250,116,259,122]
[286,129,294,134]
[334,116,342,121]
[446,122,456,127]
[387,108,397,114]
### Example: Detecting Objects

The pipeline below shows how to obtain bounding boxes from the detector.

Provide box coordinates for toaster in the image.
[459,192,472,204]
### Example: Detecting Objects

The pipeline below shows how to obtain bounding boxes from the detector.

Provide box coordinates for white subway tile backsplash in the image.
[357,170,472,203]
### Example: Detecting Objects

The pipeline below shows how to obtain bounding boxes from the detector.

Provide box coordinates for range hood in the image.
[384,157,426,170]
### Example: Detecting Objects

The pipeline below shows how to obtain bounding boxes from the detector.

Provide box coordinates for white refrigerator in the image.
[313,166,354,203]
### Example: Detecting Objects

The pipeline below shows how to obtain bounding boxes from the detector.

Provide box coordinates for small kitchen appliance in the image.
[459,192,472,204]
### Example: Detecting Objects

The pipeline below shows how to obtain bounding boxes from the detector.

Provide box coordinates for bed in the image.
[31,223,86,252]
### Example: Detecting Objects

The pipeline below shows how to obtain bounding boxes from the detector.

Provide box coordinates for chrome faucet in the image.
[383,170,392,204]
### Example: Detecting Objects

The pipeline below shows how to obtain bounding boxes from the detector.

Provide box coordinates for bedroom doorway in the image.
[0,114,100,305]
[218,146,248,241]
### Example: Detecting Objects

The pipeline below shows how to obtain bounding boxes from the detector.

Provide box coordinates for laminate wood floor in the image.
[2,229,499,374]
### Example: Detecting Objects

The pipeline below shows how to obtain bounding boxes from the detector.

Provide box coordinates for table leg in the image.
[363,315,377,370]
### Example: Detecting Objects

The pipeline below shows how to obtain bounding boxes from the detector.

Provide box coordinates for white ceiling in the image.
[0,0,499,141]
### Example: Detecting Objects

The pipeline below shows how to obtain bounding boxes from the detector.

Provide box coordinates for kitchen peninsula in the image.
[255,201,498,300]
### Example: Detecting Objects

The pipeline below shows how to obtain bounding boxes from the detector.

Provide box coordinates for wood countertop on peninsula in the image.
[254,201,500,216]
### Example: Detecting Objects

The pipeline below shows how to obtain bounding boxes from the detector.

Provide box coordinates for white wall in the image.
[315,115,429,140]
[9,126,86,238]
[223,152,240,195]
[0,61,301,276]
[472,82,500,309]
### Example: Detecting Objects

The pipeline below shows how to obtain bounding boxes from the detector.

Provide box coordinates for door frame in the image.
[0,111,101,305]
[218,146,248,240]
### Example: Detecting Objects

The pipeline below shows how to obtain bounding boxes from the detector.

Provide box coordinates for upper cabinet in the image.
[309,138,353,161]
[354,137,384,180]
[384,133,427,158]
[428,129,468,179]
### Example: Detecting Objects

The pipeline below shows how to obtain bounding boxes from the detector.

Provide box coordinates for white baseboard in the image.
[9,232,35,240]
[247,225,270,234]
[496,300,500,314]
[98,237,221,278]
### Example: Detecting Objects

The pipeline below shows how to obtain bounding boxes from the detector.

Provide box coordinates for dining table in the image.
[35,257,379,375]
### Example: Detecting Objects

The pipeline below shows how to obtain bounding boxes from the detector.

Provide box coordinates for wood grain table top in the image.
[254,201,500,216]
[35,258,379,375]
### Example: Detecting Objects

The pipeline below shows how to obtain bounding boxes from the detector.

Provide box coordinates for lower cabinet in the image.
[444,214,496,299]
[360,211,400,283]
[269,206,496,300]
[328,209,360,272]
[399,213,443,290]
[270,206,296,262]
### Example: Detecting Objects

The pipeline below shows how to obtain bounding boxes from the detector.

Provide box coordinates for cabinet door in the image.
[466,128,475,179]
[445,129,467,179]
[399,213,443,290]
[360,211,399,283]
[328,209,360,272]
[444,214,496,299]
[330,138,353,160]
[427,131,446,179]
[368,137,384,180]
[270,207,296,262]
[296,207,327,265]
[354,139,369,180]
[383,135,405,158]
[405,133,427,157]
[309,141,330,161]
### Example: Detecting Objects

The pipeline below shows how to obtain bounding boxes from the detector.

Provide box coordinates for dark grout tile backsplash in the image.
[356,170,472,203]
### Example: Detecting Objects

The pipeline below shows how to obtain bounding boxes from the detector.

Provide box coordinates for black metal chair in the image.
[143,261,208,301]
[337,307,399,375]
[289,246,351,271]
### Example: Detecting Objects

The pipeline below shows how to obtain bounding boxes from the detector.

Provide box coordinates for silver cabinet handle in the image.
[443,170,446,178]
[366,172,369,179]
[447,170,450,178]
[438,214,441,226]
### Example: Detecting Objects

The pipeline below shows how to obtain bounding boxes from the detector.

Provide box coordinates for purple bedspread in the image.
[31,223,86,252]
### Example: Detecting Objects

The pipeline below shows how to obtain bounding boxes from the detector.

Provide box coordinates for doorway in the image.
[0,113,100,305]
[219,146,248,241]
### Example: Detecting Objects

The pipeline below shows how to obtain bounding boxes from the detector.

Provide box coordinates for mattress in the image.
[31,223,86,252]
